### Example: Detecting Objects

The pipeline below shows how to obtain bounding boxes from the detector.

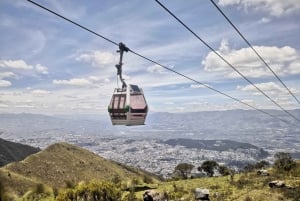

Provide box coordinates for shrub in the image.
[234,176,253,189]
[273,152,296,173]
[281,185,300,201]
[35,183,46,194]
[143,175,153,184]
[65,180,75,189]
[244,195,253,201]
[56,180,122,201]
[122,188,138,201]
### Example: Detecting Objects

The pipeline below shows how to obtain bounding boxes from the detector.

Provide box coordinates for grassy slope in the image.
[1,142,299,200]
[151,164,300,201]
[1,142,160,196]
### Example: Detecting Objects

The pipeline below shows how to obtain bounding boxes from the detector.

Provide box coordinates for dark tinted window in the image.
[130,85,140,92]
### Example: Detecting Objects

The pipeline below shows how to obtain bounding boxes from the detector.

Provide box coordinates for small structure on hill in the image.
[194,188,210,201]
[269,180,285,188]
[143,190,165,201]
[269,180,295,189]
[257,169,269,176]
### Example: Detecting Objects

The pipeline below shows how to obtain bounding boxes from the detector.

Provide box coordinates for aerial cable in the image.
[154,0,300,122]
[27,0,295,125]
[129,50,291,124]
[209,0,300,105]
[27,0,118,46]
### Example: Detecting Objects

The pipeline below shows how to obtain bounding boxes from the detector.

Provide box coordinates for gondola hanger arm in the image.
[115,42,129,89]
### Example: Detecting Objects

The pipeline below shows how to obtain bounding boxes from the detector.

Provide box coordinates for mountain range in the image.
[1,110,299,153]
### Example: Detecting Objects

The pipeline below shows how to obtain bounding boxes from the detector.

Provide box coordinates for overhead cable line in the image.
[27,0,293,125]
[209,0,300,105]
[27,1,118,46]
[154,0,300,122]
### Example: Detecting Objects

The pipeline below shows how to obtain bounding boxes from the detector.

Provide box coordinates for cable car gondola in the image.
[108,43,148,126]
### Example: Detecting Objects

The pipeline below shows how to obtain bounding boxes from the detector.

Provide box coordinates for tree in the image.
[243,163,255,172]
[218,165,232,176]
[254,160,270,169]
[199,160,219,177]
[273,152,296,173]
[174,163,194,179]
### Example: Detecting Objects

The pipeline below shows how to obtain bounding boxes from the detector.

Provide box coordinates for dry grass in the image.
[1,142,160,197]
[1,143,299,201]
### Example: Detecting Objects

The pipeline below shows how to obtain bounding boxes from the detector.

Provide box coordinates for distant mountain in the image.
[0,142,160,195]
[0,109,299,153]
[0,113,112,139]
[165,138,258,151]
[163,138,269,159]
[148,109,300,132]
[0,138,40,167]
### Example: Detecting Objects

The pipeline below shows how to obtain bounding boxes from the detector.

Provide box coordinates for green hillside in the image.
[151,166,300,201]
[1,142,299,201]
[0,138,40,167]
[0,142,160,198]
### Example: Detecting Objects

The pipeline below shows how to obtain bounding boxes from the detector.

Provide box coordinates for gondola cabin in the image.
[108,84,148,126]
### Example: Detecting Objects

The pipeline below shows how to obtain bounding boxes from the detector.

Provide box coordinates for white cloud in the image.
[164,102,174,105]
[53,78,93,87]
[0,80,11,87]
[0,72,17,79]
[104,78,110,83]
[190,84,210,89]
[0,59,33,70]
[0,59,49,75]
[76,51,116,67]
[218,0,300,17]
[260,17,271,23]
[35,64,48,74]
[237,83,299,108]
[147,64,167,74]
[88,76,100,81]
[240,99,254,104]
[288,61,300,74]
[0,104,8,108]
[237,82,298,95]
[15,105,36,108]
[202,39,300,78]
[31,89,51,95]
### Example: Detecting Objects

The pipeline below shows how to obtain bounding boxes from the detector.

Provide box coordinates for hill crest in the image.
[1,142,159,195]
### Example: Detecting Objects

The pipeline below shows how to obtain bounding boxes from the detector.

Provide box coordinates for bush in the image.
[273,152,296,173]
[167,183,190,200]
[123,188,138,201]
[244,195,253,201]
[143,175,153,184]
[234,176,253,189]
[56,180,122,201]
[281,185,300,201]
[65,180,75,189]
[53,187,59,199]
[35,183,46,194]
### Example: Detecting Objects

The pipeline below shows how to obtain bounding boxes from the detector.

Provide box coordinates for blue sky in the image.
[0,0,300,115]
